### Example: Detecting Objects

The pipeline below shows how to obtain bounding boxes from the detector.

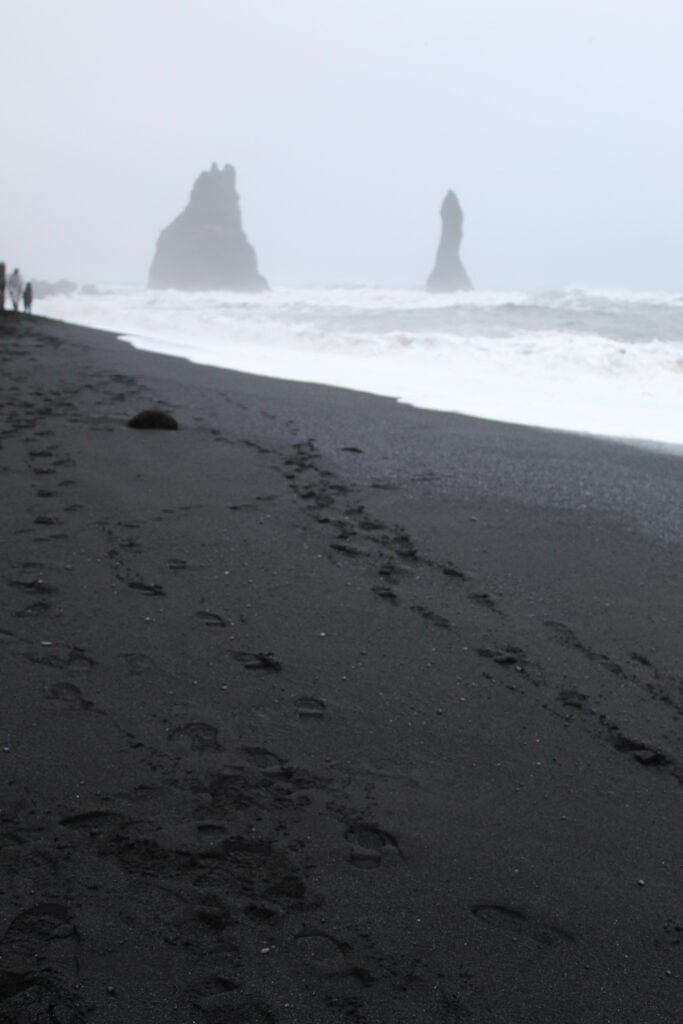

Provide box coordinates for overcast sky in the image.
[2,0,682,289]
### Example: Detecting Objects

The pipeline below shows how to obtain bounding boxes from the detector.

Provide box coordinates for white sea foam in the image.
[37,286,683,447]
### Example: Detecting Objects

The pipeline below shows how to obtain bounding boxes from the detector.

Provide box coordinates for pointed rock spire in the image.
[426,190,472,292]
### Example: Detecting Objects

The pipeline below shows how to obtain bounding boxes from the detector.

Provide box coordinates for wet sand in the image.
[1,312,682,1023]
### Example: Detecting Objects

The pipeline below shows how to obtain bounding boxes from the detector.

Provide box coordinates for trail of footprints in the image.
[2,327,681,1019]
[0,723,588,1022]
[545,618,682,782]
[43,745,435,1019]
[42,739,578,1019]
[281,438,503,632]
[278,438,683,788]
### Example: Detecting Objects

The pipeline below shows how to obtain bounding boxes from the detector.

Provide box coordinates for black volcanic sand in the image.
[1,313,682,1023]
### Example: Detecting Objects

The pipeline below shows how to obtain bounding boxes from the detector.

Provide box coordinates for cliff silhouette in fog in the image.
[148,164,268,291]
[427,190,472,292]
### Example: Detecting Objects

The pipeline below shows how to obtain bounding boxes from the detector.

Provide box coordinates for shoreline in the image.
[45,317,683,458]
[34,280,683,450]
[125,326,683,459]
[1,313,682,1023]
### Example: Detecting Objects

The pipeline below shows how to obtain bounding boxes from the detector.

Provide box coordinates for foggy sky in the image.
[3,0,682,289]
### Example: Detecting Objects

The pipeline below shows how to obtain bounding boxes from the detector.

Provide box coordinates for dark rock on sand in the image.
[148,163,268,291]
[127,409,178,430]
[426,190,472,292]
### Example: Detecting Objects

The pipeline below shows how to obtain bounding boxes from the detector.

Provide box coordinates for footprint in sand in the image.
[345,824,400,869]
[232,651,282,671]
[467,591,501,614]
[14,600,51,618]
[471,904,575,946]
[610,730,670,767]
[294,930,351,975]
[48,681,95,711]
[128,580,165,597]
[168,722,223,753]
[442,565,469,581]
[558,689,587,709]
[60,809,124,837]
[477,645,525,668]
[122,652,155,675]
[196,610,226,627]
[330,542,365,557]
[4,902,73,942]
[295,696,326,720]
[7,575,55,594]
[411,605,450,629]
[242,746,285,771]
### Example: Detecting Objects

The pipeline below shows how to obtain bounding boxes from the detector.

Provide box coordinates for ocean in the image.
[37,286,683,449]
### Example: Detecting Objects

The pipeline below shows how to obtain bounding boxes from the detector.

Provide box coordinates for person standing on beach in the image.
[23,281,33,313]
[0,263,6,310]
[8,268,23,311]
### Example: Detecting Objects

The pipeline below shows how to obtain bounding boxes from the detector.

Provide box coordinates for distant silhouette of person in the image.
[8,268,23,311]
[23,281,33,313]
[0,263,5,311]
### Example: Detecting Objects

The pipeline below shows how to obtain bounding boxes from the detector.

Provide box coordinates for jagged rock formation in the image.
[32,280,79,299]
[426,190,472,292]
[148,163,268,291]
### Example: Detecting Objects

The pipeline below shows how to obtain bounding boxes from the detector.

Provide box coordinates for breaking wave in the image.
[37,285,683,448]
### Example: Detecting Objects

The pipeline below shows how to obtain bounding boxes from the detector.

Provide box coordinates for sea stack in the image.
[148,163,268,291]
[426,190,472,292]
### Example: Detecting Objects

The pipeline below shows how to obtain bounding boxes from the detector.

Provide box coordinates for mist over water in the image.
[38,286,683,448]
[3,2,683,290]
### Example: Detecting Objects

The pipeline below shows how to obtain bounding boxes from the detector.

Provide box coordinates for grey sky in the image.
[3,0,682,289]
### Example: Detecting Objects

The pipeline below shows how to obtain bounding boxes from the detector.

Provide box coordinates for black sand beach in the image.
[1,313,682,1023]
